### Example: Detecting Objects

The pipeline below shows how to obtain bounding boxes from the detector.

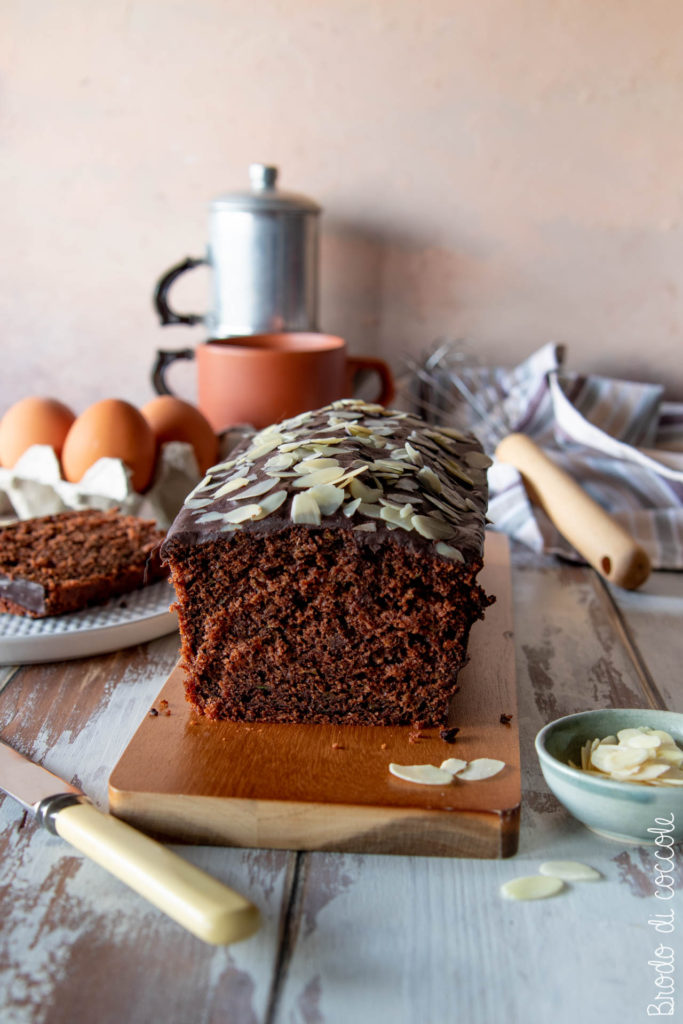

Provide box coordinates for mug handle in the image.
[151,348,196,396]
[346,356,395,407]
[154,256,208,326]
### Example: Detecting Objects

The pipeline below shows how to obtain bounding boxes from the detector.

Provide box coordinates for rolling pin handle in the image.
[494,433,651,591]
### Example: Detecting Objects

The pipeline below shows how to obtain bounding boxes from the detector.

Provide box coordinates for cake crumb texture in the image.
[163,400,494,726]
[0,509,167,618]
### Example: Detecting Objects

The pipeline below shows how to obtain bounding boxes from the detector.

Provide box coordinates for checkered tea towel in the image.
[414,342,683,570]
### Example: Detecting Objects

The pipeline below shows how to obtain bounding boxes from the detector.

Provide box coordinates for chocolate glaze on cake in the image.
[163,400,494,726]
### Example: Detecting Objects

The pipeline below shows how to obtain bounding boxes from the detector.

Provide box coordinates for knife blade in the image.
[0,739,260,945]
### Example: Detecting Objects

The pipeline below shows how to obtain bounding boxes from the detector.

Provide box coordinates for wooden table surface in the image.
[1,537,681,1024]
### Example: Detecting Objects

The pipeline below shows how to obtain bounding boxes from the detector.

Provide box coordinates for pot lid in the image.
[211,164,321,214]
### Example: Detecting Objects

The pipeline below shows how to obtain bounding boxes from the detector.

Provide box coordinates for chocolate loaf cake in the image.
[0,509,167,618]
[163,400,493,727]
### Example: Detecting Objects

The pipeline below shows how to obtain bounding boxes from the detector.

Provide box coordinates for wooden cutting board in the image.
[109,531,520,858]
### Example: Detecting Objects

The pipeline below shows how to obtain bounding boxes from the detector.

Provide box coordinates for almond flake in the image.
[358,502,384,519]
[223,504,263,524]
[293,467,345,488]
[264,453,296,472]
[291,492,321,525]
[246,437,284,459]
[293,457,340,474]
[464,450,493,469]
[442,458,474,487]
[435,542,464,561]
[417,466,442,494]
[213,476,254,499]
[343,498,362,517]
[379,505,406,527]
[252,490,287,518]
[389,763,454,786]
[350,478,383,502]
[306,484,345,515]
[185,497,214,510]
[538,861,601,882]
[440,758,468,775]
[457,758,505,781]
[411,515,455,541]
[238,478,278,500]
[501,876,564,901]
[353,522,377,532]
[404,442,423,466]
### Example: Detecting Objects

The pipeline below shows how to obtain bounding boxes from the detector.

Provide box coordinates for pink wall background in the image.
[2,0,683,415]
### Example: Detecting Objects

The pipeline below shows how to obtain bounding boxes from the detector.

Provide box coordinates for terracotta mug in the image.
[152,333,394,432]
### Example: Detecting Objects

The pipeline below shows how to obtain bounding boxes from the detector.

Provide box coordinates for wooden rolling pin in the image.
[495,433,651,590]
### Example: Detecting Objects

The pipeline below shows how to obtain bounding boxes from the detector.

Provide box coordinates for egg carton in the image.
[0,442,203,530]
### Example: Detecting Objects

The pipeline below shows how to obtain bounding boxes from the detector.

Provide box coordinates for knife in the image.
[0,738,260,945]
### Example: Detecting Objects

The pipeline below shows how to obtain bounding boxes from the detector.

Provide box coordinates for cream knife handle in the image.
[47,798,259,945]
[495,433,651,590]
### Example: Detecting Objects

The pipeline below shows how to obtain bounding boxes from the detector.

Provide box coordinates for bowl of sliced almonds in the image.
[535,709,683,844]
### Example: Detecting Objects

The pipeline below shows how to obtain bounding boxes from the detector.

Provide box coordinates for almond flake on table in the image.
[500,876,565,901]
[539,861,601,882]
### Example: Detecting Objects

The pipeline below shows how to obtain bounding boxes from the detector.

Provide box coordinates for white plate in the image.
[0,581,178,665]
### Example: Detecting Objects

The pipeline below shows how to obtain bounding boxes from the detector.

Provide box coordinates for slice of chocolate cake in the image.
[0,509,167,618]
[162,400,494,727]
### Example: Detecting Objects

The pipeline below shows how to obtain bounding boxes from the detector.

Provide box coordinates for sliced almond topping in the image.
[343,498,362,517]
[238,478,277,500]
[223,504,263,524]
[213,476,253,499]
[264,453,296,472]
[411,514,455,541]
[358,502,384,519]
[293,457,340,474]
[306,484,345,515]
[435,542,464,561]
[185,497,214,510]
[246,436,285,460]
[417,466,442,494]
[291,492,321,525]
[404,441,423,466]
[353,522,377,532]
[464,450,493,469]
[379,505,407,527]
[350,478,383,502]
[253,490,288,518]
[293,467,345,488]
[335,466,370,487]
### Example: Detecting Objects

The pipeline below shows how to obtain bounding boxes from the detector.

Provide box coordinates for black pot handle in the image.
[151,348,196,396]
[153,256,208,326]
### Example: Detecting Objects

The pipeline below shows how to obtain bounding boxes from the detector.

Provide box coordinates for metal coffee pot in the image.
[153,163,321,339]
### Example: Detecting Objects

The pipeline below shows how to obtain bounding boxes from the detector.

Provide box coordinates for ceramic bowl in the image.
[535,708,683,844]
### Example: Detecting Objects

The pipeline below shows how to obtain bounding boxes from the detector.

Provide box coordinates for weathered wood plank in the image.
[272,548,675,1024]
[0,636,292,1024]
[606,571,683,713]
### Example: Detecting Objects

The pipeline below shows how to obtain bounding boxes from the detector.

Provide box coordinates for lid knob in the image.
[249,164,278,191]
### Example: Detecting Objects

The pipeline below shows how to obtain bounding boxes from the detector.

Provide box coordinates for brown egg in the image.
[62,399,157,492]
[0,396,76,468]
[141,396,219,474]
